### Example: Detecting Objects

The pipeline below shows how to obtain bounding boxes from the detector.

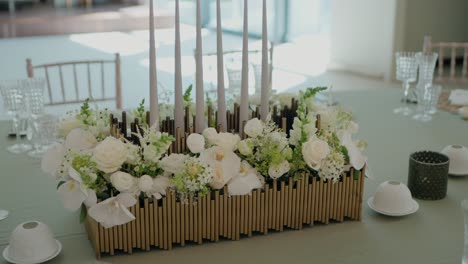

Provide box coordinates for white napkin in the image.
[449,89,468,105]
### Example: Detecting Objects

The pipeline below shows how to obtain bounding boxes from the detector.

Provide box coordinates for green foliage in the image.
[79,99,93,125]
[57,181,66,189]
[183,84,193,104]
[79,204,87,223]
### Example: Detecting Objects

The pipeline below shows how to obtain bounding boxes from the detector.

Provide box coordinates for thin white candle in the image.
[216,0,227,131]
[260,0,269,121]
[195,0,205,133]
[239,0,249,136]
[174,0,184,133]
[149,0,159,129]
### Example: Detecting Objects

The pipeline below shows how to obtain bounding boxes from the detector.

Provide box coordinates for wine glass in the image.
[394,52,418,115]
[28,114,58,158]
[427,84,442,115]
[415,52,438,91]
[413,86,437,122]
[0,80,32,153]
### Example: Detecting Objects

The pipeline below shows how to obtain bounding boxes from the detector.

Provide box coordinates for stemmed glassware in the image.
[415,52,438,91]
[394,52,418,115]
[0,80,32,154]
[28,114,58,158]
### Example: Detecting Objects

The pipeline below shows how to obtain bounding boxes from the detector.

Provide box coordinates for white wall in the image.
[402,0,468,52]
[329,0,398,81]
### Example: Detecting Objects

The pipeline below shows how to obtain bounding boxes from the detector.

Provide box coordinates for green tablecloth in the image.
[1,88,467,264]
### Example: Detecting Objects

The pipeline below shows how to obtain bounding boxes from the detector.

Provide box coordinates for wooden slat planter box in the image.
[85,169,365,258]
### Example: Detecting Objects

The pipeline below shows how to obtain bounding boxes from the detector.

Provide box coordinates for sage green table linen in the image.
[1,88,468,264]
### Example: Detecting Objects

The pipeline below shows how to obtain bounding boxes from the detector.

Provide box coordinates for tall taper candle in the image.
[260,0,269,121]
[195,0,205,133]
[174,0,184,133]
[149,0,159,129]
[216,0,227,131]
[239,0,249,135]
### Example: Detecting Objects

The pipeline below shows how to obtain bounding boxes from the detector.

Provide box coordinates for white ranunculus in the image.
[41,144,66,177]
[65,128,97,151]
[57,116,84,138]
[160,154,188,175]
[202,127,218,146]
[302,137,330,170]
[187,133,205,154]
[200,146,241,189]
[138,175,154,193]
[268,160,290,179]
[93,137,128,173]
[244,118,264,138]
[110,171,137,193]
[237,140,253,156]
[214,132,240,151]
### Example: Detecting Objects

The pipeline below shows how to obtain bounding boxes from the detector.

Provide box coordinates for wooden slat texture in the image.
[85,166,366,257]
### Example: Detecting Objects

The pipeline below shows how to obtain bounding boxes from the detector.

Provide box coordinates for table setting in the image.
[1,0,468,263]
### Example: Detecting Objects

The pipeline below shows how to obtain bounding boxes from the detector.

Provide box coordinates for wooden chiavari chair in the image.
[26,53,122,109]
[423,36,468,84]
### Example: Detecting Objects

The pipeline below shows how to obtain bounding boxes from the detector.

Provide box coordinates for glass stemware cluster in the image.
[394,51,441,122]
[0,78,57,156]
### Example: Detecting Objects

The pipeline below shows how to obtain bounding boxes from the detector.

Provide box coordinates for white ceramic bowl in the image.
[6,221,59,263]
[370,181,417,214]
[441,145,468,176]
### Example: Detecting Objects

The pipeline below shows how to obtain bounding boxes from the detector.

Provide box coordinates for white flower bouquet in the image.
[41,87,367,232]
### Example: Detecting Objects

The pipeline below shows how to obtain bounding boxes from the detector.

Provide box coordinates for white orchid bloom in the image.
[339,131,367,170]
[200,146,241,189]
[152,176,171,199]
[88,193,137,228]
[57,168,97,211]
[228,161,263,196]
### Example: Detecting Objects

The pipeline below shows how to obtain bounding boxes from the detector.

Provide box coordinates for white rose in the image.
[202,127,218,146]
[214,132,240,151]
[110,171,137,193]
[93,137,128,173]
[244,118,263,138]
[160,154,188,175]
[237,140,253,156]
[65,128,97,151]
[268,160,290,179]
[57,116,83,138]
[138,175,154,193]
[302,137,330,170]
[187,133,205,154]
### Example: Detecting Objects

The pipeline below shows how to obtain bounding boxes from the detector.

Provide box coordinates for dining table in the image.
[1,87,467,264]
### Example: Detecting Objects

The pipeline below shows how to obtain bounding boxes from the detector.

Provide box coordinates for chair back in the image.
[423,36,468,83]
[26,53,122,109]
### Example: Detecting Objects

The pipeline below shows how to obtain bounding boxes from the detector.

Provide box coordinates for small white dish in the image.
[3,240,62,264]
[368,196,419,216]
[5,221,59,263]
[441,145,468,176]
[368,181,419,216]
